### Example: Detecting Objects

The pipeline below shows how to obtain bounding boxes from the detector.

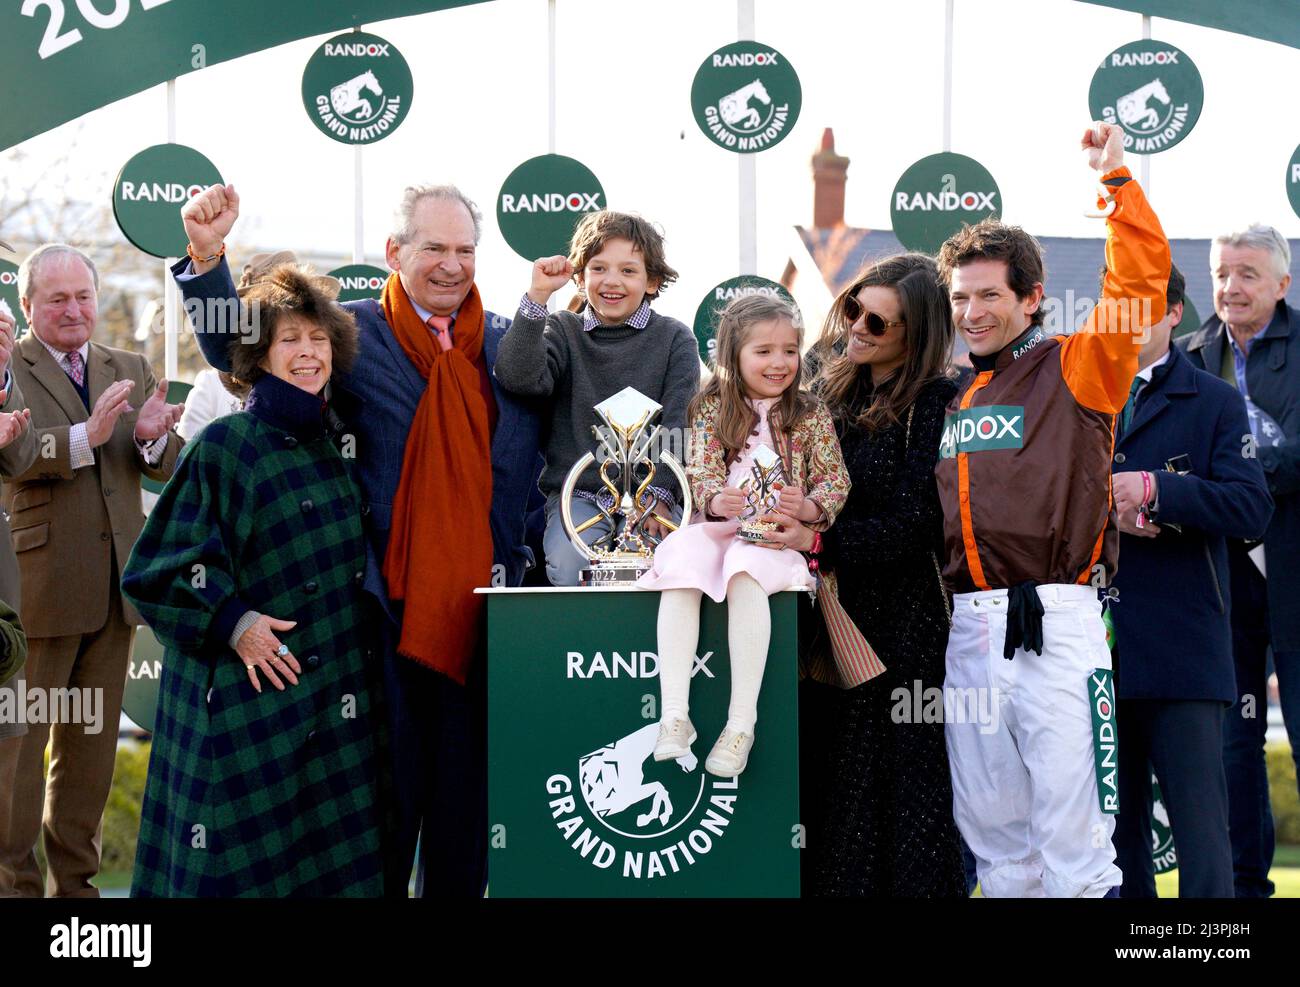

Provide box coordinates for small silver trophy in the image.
[736,443,786,543]
[560,387,693,587]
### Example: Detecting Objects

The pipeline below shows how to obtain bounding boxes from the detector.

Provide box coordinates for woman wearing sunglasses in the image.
[801,252,967,896]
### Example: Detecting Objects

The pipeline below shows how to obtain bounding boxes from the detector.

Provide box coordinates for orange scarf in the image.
[380,276,494,684]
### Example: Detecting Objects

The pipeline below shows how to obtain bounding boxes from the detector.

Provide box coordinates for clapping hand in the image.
[134,379,184,442]
[0,392,30,449]
[0,301,16,381]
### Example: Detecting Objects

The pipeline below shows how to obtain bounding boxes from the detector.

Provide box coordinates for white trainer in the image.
[653,717,697,761]
[705,727,754,777]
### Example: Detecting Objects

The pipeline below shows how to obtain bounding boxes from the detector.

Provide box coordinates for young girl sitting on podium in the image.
[638,295,850,776]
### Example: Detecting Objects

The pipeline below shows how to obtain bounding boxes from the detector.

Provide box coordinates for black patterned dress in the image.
[802,374,967,897]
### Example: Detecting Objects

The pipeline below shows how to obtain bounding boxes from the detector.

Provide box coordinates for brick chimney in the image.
[812,127,850,229]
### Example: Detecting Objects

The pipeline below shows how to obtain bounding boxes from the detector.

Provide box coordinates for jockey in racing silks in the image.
[933,122,1170,897]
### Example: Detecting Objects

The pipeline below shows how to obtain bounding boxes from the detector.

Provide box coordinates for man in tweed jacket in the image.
[0,244,183,898]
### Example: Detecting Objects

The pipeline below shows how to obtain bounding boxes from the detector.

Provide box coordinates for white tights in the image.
[656,573,771,734]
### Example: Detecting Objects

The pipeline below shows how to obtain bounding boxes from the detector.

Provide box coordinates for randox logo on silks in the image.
[302,32,412,146]
[690,41,802,154]
[496,154,605,261]
[1089,668,1119,814]
[1288,144,1300,222]
[1088,40,1203,155]
[113,144,224,259]
[327,264,390,303]
[939,405,1024,459]
[890,152,1001,255]
[692,276,800,365]
[545,717,741,881]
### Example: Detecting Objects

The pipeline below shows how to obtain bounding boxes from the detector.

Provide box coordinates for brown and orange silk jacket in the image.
[935,168,1170,594]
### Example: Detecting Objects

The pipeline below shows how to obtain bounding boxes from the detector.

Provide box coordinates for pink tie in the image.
[65,350,85,387]
[427,315,453,352]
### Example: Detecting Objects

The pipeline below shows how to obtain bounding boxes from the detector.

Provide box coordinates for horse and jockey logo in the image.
[578,723,700,834]
[302,32,413,146]
[718,79,773,134]
[1115,79,1171,135]
[691,41,802,153]
[1089,40,1202,154]
[331,70,386,125]
[545,717,742,881]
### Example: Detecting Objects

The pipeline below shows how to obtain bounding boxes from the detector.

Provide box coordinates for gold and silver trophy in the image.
[560,387,692,587]
[736,443,786,542]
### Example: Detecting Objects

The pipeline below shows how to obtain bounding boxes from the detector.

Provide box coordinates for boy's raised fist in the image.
[528,255,575,305]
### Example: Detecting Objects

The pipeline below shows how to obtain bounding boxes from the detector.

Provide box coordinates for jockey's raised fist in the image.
[182,184,241,257]
[1081,121,1125,175]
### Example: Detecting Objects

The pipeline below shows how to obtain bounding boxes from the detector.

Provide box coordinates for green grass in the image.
[91,870,134,891]
[1155,866,1300,898]
[1274,844,1300,867]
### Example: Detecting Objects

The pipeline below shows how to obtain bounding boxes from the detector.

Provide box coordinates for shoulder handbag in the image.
[798,412,887,689]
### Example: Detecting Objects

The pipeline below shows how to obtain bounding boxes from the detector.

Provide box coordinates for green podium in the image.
[481,588,801,897]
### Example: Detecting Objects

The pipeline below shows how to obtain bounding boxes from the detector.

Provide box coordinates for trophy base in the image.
[737,522,779,543]
[579,555,652,588]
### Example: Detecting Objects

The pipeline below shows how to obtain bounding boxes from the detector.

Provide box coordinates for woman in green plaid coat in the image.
[122,265,384,897]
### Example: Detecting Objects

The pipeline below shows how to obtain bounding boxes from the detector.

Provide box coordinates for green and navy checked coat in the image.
[122,375,384,897]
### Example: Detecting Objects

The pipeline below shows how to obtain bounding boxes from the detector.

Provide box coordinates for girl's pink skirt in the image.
[636,520,814,602]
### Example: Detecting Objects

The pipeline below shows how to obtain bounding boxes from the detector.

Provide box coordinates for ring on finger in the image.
[275,644,289,657]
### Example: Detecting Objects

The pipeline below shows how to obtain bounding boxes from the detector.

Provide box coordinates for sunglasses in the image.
[843,296,906,337]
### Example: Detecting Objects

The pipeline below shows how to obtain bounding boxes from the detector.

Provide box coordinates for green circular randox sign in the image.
[328,263,391,303]
[122,624,166,734]
[692,276,799,366]
[1088,40,1203,155]
[691,41,801,154]
[890,153,1002,255]
[113,144,223,259]
[0,260,26,338]
[302,32,412,145]
[1288,143,1300,221]
[496,154,605,261]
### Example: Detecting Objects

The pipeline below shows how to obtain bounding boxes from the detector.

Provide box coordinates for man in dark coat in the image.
[1109,264,1272,897]
[173,185,542,898]
[1179,223,1298,897]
